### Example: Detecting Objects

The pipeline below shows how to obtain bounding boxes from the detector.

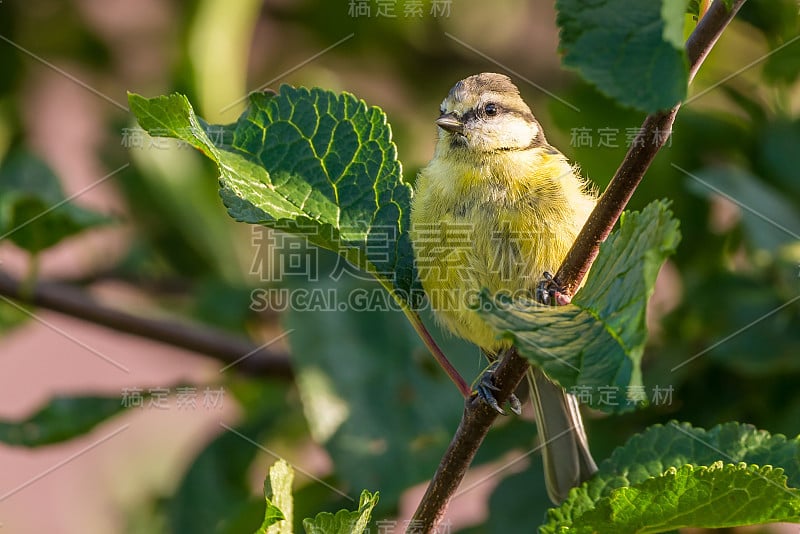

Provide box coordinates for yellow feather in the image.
[411,118,595,350]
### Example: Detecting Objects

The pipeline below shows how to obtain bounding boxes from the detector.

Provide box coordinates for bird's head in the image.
[435,72,547,155]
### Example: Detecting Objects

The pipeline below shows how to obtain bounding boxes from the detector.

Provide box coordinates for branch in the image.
[0,270,293,378]
[410,1,746,530]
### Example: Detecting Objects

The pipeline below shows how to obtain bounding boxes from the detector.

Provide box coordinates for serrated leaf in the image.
[302,490,378,534]
[556,0,690,112]
[571,463,800,533]
[0,150,112,254]
[128,88,419,305]
[257,460,292,534]
[0,395,128,447]
[542,421,800,533]
[476,200,681,413]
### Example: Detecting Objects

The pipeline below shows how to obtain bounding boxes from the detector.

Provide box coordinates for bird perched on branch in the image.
[411,72,598,504]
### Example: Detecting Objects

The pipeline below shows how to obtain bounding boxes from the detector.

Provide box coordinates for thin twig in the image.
[404,307,472,398]
[410,1,747,530]
[0,270,292,378]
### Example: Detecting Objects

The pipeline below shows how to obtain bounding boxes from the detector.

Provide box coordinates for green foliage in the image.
[254,460,379,534]
[477,201,680,412]
[0,395,128,447]
[128,88,419,305]
[258,501,286,534]
[0,150,111,254]
[555,0,690,112]
[572,463,800,532]
[543,422,800,532]
[302,490,379,534]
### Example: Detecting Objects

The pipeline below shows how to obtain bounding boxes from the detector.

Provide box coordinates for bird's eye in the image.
[484,103,498,116]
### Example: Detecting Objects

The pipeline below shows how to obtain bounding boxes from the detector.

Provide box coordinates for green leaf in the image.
[0,395,127,447]
[257,460,292,534]
[0,150,112,254]
[128,89,419,305]
[571,463,800,533]
[476,200,681,412]
[302,490,378,534]
[556,0,690,112]
[259,503,286,534]
[542,421,800,533]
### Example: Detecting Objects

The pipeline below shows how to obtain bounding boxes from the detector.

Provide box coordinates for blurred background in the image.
[0,0,798,532]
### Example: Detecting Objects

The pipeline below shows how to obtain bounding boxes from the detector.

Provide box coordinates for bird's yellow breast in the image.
[410,148,595,351]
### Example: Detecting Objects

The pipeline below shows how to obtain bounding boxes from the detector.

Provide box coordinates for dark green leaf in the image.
[542,421,800,533]
[556,0,690,112]
[0,150,112,254]
[128,89,419,305]
[0,395,127,447]
[477,200,681,412]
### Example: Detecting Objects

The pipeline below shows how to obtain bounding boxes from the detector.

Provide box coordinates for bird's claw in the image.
[535,271,571,306]
[474,361,522,416]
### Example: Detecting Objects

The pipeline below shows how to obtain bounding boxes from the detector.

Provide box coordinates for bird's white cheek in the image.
[496,120,537,148]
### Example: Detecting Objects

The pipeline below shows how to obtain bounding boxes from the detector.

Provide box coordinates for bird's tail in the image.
[527,366,597,504]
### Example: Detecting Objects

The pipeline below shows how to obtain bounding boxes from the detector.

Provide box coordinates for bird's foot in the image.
[474,360,522,416]
[535,271,571,306]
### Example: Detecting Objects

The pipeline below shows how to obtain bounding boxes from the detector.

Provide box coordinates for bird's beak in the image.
[436,113,464,135]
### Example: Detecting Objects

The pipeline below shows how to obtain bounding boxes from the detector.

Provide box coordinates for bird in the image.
[410,72,598,504]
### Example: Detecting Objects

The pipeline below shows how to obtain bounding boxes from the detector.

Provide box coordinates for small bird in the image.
[410,72,598,504]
